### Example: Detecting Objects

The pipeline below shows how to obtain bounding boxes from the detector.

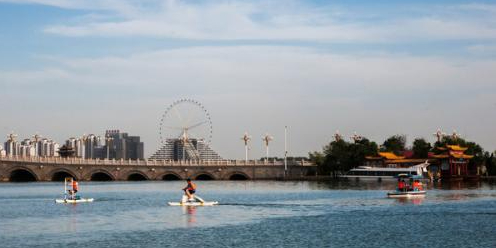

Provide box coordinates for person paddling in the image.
[72,179,79,194]
[182,178,204,203]
[183,178,196,200]
[66,178,80,200]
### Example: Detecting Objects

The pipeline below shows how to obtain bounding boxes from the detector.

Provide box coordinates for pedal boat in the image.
[168,201,218,206]
[387,190,426,198]
[55,198,94,204]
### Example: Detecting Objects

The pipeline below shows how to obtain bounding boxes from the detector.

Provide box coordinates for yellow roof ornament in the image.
[378,152,405,160]
[446,145,468,151]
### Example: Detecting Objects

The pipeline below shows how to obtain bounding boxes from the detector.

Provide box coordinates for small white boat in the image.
[387,191,426,198]
[55,177,94,204]
[168,201,218,206]
[387,173,426,198]
[168,194,218,206]
[55,198,94,204]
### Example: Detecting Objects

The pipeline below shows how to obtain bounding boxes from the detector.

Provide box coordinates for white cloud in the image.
[2,0,496,156]
[3,46,496,90]
[468,44,496,53]
[1,46,496,157]
[8,0,487,42]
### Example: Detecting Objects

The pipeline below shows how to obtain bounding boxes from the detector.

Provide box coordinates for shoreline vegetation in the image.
[308,134,496,178]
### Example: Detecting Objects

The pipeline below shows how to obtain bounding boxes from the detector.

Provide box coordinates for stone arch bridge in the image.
[0,157,316,182]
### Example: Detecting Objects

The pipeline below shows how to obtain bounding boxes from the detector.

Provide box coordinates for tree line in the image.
[309,134,496,177]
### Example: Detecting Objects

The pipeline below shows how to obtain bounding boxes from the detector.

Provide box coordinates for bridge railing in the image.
[0,156,314,167]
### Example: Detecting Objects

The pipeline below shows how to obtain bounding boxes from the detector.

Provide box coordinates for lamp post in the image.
[350,131,362,143]
[433,129,445,143]
[241,132,251,163]
[262,133,273,162]
[452,130,461,141]
[333,130,342,142]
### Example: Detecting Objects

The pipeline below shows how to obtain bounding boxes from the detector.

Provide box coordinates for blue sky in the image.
[1,0,496,158]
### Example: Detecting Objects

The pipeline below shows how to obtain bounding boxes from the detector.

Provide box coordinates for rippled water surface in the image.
[1,180,495,248]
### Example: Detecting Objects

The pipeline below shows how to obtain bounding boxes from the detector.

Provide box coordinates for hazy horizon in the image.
[1,0,496,159]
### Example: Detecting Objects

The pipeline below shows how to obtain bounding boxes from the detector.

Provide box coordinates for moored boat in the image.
[341,161,429,181]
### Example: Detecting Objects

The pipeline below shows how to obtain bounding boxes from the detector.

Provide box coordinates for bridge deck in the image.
[0,156,313,166]
[0,156,316,182]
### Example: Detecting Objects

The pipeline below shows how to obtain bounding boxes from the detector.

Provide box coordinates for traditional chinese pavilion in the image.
[363,146,478,181]
[429,145,475,181]
[365,152,434,168]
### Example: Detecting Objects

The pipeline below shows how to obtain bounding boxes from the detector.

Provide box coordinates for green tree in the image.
[412,138,432,158]
[487,152,496,176]
[382,135,406,155]
[308,152,325,167]
[323,139,349,176]
[311,137,379,177]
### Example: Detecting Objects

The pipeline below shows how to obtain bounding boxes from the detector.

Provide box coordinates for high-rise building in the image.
[4,134,20,157]
[20,139,36,157]
[3,134,59,157]
[84,134,103,159]
[65,135,104,159]
[105,130,144,160]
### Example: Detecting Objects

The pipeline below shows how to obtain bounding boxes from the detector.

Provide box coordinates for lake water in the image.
[0,180,495,248]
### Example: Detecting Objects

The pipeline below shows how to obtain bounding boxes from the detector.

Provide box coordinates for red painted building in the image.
[429,145,477,181]
[364,145,479,181]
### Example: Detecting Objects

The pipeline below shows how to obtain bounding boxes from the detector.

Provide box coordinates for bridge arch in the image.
[49,168,78,181]
[8,167,39,182]
[88,169,115,181]
[192,172,216,180]
[227,172,250,180]
[126,171,149,181]
[161,172,182,181]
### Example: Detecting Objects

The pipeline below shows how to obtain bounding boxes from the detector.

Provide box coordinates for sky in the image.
[1,0,496,159]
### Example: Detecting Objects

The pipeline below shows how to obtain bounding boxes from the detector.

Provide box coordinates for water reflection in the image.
[182,206,197,226]
[68,204,79,233]
[432,181,482,190]
[310,179,494,191]
[394,197,425,205]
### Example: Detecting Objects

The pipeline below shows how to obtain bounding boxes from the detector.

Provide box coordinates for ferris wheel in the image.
[159,99,213,146]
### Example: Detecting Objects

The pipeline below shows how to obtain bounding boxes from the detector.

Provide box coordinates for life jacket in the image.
[72,181,79,191]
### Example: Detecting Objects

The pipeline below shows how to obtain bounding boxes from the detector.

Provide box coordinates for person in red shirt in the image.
[398,179,405,192]
[72,180,79,193]
[412,180,419,191]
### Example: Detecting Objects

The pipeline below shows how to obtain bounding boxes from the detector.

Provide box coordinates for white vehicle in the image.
[341,161,429,181]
